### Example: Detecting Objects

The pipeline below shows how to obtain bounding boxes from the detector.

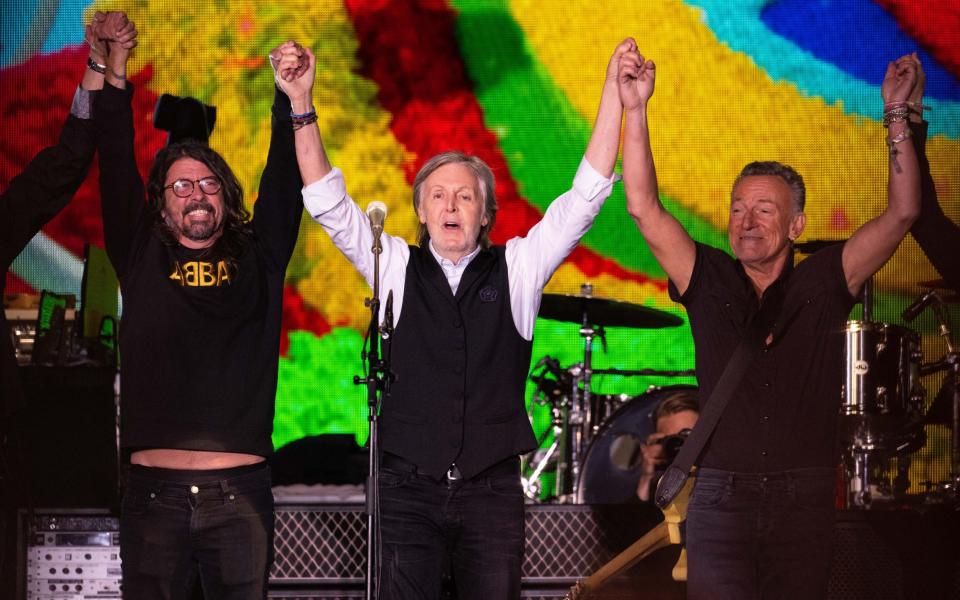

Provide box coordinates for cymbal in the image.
[794,239,845,254]
[539,293,683,329]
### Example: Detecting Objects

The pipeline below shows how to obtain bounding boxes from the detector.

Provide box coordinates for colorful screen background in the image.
[2,0,959,489]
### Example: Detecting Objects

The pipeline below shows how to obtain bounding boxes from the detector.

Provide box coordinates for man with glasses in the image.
[93,13,304,598]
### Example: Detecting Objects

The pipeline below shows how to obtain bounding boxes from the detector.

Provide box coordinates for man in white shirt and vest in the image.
[272,37,636,598]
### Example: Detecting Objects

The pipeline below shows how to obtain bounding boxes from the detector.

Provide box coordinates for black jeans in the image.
[686,467,836,600]
[377,456,524,600]
[119,462,274,600]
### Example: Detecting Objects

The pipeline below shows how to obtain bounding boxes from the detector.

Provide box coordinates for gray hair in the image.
[733,161,806,213]
[412,151,498,248]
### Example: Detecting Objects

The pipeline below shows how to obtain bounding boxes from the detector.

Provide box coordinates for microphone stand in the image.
[353,231,392,600]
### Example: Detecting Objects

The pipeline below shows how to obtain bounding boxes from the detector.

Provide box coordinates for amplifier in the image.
[18,510,122,600]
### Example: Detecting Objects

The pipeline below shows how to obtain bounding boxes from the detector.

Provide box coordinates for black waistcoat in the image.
[380,245,536,479]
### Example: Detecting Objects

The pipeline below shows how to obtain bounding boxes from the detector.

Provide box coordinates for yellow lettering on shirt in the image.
[168,260,233,287]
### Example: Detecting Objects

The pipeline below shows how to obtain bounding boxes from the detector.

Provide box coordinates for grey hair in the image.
[411,151,498,248]
[733,161,806,213]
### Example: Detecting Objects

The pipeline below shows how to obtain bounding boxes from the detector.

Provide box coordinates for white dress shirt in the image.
[302,157,618,340]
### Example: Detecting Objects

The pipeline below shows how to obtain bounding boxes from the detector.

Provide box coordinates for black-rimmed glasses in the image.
[164,176,222,198]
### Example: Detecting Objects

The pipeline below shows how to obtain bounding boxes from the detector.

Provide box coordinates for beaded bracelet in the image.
[291,109,318,131]
[86,56,106,75]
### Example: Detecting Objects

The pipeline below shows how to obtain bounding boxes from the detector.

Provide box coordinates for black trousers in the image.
[377,455,524,600]
[686,467,836,600]
[119,463,274,600]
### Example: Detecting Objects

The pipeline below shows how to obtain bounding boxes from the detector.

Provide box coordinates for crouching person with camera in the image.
[636,392,699,502]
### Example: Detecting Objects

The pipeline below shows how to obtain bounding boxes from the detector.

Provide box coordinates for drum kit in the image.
[839,273,959,509]
[523,283,694,504]
[525,267,960,509]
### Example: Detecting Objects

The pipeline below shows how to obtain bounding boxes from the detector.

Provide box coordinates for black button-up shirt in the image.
[670,242,857,472]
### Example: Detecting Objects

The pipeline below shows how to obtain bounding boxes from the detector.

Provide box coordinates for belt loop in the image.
[219,480,229,495]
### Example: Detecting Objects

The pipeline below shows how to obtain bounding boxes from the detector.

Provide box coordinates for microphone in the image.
[902,290,939,323]
[366,201,387,248]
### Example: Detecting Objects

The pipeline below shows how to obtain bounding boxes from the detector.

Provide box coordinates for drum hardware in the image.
[839,271,930,508]
[903,288,960,505]
[525,284,686,502]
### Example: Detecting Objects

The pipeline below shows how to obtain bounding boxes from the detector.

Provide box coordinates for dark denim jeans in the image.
[377,462,525,600]
[686,467,836,600]
[119,463,274,600]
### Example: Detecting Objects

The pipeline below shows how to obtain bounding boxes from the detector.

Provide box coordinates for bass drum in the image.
[576,385,698,504]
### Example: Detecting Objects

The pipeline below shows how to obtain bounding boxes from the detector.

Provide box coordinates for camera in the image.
[657,427,692,462]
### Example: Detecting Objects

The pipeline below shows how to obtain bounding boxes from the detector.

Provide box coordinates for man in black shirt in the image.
[617,46,921,598]
[94,14,304,599]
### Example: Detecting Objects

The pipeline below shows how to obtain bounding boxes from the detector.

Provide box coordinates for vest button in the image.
[452,414,462,423]
[454,366,463,374]
[453,320,462,328]
[450,438,461,448]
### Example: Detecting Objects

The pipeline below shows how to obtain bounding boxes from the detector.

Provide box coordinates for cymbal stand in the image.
[565,320,605,501]
[920,297,959,502]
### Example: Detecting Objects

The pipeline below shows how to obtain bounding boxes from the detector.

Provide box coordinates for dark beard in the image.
[165,201,220,242]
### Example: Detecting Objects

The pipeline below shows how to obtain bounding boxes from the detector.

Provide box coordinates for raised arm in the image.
[842,55,921,296]
[583,38,632,178]
[281,42,408,310]
[249,42,310,272]
[93,11,145,278]
[270,43,332,187]
[620,43,696,295]
[906,56,960,291]
[0,14,109,268]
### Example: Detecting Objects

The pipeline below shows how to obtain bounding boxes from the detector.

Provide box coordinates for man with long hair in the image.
[93,13,304,598]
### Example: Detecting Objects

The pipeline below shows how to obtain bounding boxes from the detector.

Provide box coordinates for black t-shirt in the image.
[95,83,303,457]
[670,242,857,471]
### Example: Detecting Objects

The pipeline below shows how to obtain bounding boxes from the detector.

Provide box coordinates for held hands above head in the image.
[89,11,138,87]
[617,41,655,112]
[269,41,316,114]
[604,37,638,88]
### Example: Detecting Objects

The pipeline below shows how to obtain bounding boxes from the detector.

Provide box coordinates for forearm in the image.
[95,81,146,272]
[251,87,308,269]
[622,107,660,224]
[622,106,695,293]
[884,120,921,227]
[0,106,96,266]
[583,79,623,178]
[289,93,331,186]
[909,120,960,288]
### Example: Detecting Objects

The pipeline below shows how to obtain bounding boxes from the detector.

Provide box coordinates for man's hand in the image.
[636,432,668,501]
[900,53,926,123]
[605,37,638,87]
[91,11,137,84]
[269,41,315,113]
[84,12,108,60]
[881,54,918,106]
[618,47,655,112]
